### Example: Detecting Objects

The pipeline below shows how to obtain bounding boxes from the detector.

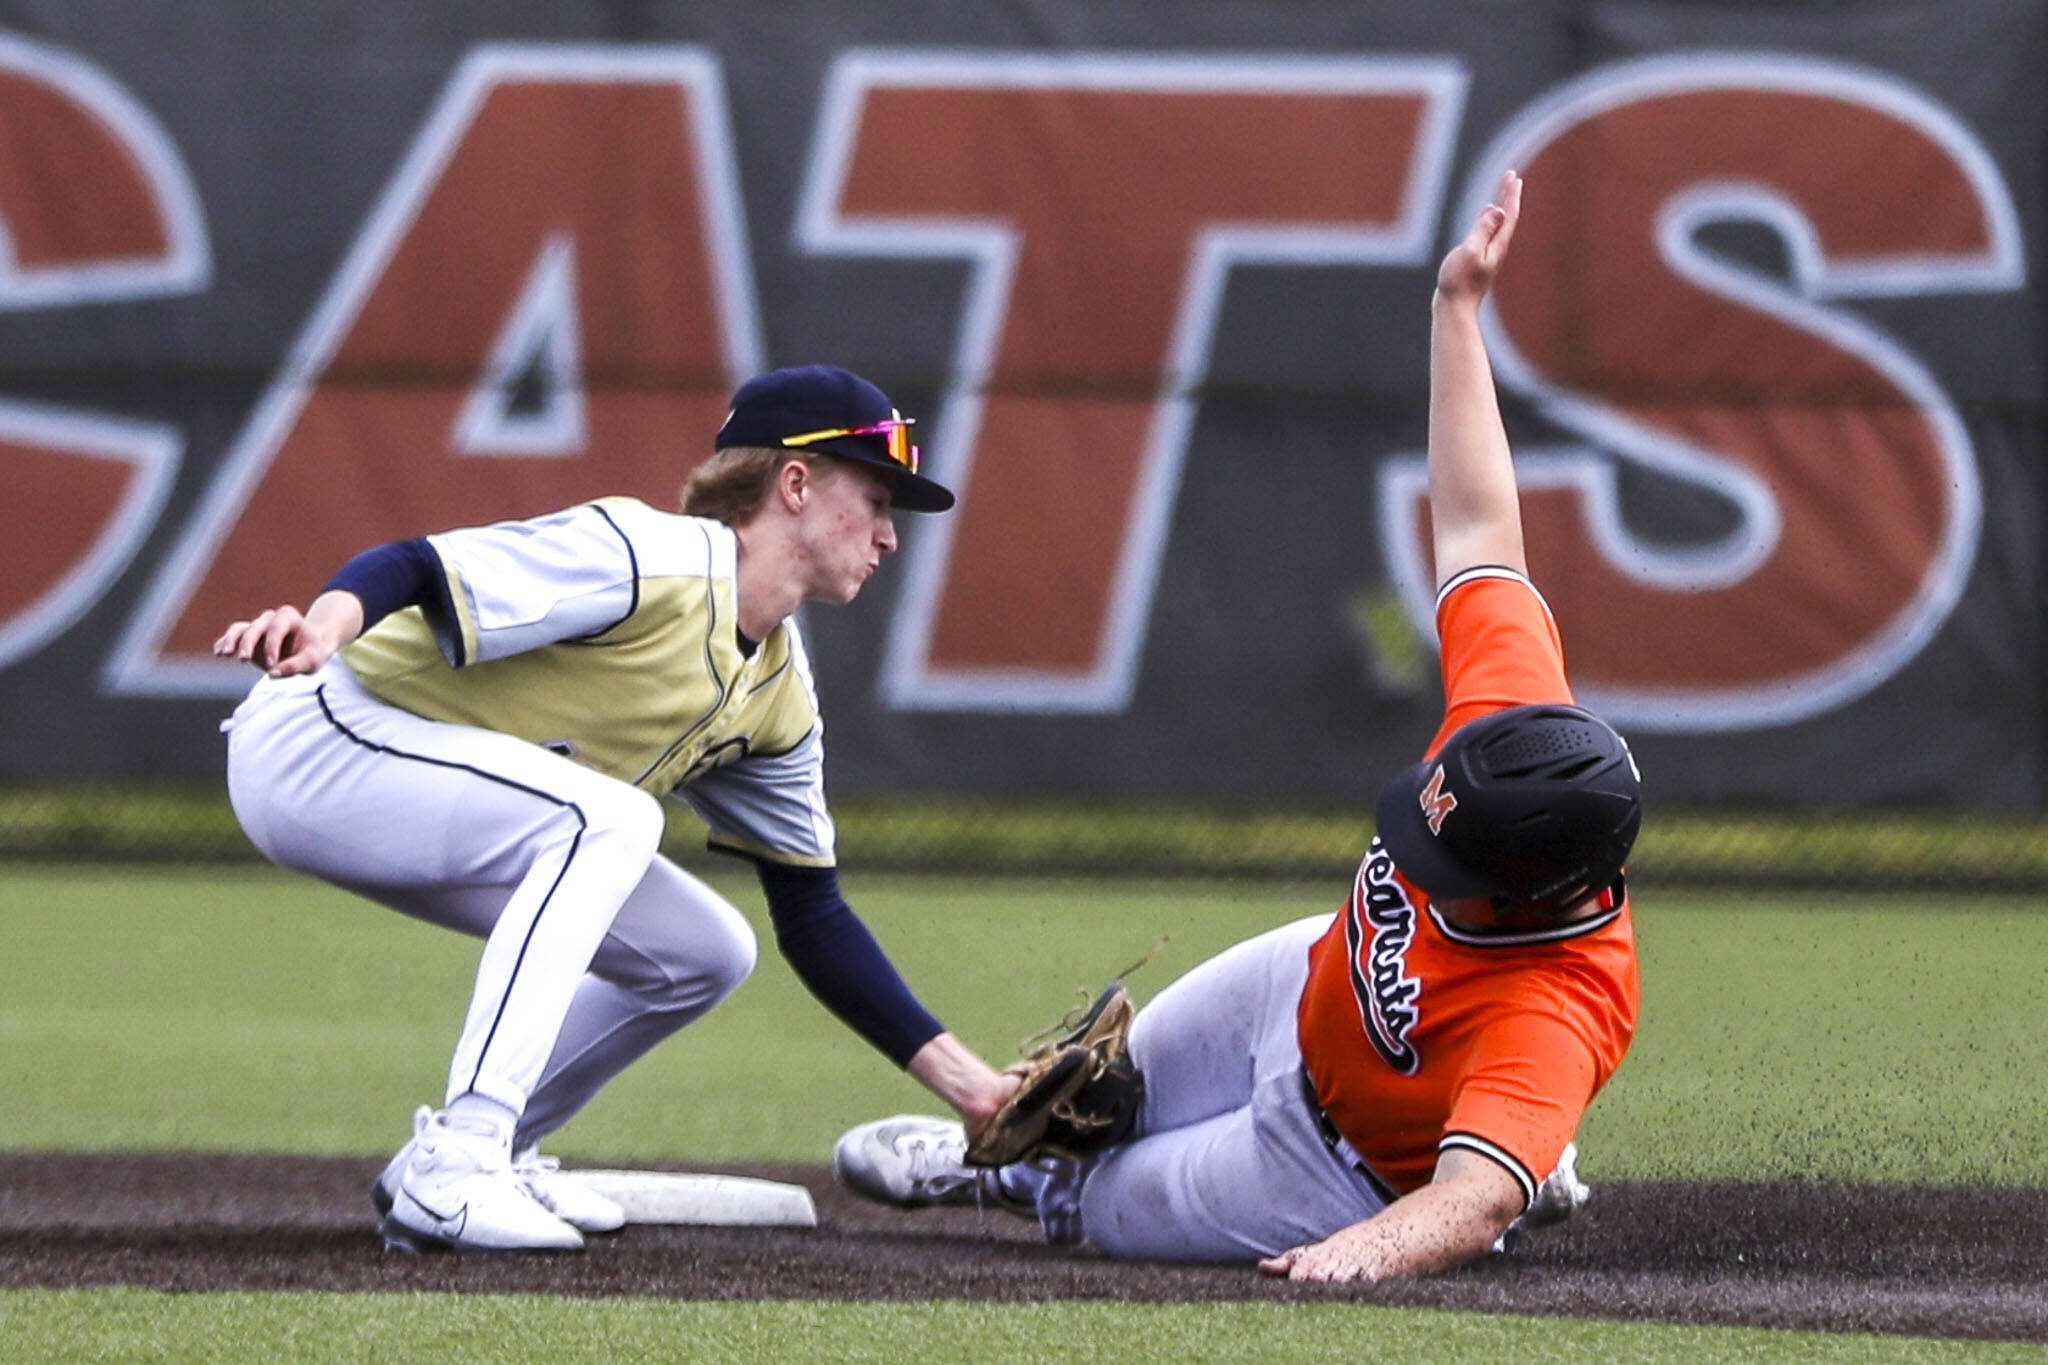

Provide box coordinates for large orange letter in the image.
[1382,56,2023,729]
[0,35,207,673]
[800,54,1466,711]
[111,47,761,694]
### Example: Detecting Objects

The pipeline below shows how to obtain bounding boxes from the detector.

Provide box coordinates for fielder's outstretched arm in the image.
[1426,170,1525,589]
[213,537,439,676]
[753,859,1019,1135]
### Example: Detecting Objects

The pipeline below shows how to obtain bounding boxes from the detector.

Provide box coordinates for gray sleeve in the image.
[675,724,837,867]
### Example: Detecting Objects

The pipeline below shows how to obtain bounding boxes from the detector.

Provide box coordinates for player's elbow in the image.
[1478,1188,1525,1246]
[1437,1193,1524,1278]
[1428,1155,1530,1264]
[1470,1169,1529,1239]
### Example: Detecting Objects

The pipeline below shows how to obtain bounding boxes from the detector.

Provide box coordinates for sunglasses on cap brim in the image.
[777,417,919,473]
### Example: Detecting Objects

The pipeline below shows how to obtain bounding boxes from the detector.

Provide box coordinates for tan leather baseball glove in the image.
[964,980,1145,1167]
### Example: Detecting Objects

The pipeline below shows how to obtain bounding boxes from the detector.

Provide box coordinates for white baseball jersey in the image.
[341,497,835,868]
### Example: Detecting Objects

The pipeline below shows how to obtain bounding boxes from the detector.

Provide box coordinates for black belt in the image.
[1299,1068,1398,1205]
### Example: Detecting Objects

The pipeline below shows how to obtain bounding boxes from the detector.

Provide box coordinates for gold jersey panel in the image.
[340,501,828,864]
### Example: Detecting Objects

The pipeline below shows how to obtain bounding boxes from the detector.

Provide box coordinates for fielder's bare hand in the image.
[1435,169,1522,308]
[906,1032,1024,1140]
[213,590,365,677]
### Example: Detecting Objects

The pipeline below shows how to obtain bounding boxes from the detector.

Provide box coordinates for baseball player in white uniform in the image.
[215,365,1019,1252]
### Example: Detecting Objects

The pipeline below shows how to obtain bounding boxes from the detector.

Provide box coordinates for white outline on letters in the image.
[0,401,179,672]
[1381,53,2022,731]
[0,33,209,307]
[452,232,589,458]
[797,51,1469,713]
[108,45,764,696]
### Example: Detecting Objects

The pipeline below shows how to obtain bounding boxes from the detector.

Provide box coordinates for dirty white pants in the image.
[1028,915,1388,1261]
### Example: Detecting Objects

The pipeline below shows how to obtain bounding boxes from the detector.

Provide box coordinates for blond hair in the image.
[680,446,818,525]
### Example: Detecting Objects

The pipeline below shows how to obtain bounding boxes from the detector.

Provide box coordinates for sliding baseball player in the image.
[837,172,1642,1283]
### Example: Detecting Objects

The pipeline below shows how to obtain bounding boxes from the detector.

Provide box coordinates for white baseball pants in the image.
[1027,914,1388,1260]
[222,660,756,1146]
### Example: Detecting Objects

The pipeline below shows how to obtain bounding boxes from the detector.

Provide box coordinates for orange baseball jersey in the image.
[1296,565,1639,1208]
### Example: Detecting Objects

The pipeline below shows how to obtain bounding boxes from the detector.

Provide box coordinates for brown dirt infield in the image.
[3,1153,2045,1343]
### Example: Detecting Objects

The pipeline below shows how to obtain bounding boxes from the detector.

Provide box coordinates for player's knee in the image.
[680,892,757,1001]
[697,912,757,1001]
[629,895,756,1009]
[583,786,665,866]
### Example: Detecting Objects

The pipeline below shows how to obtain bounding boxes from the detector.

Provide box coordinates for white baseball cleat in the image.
[372,1107,624,1235]
[510,1149,626,1233]
[1495,1141,1590,1253]
[370,1106,433,1220]
[833,1114,1033,1217]
[376,1111,584,1253]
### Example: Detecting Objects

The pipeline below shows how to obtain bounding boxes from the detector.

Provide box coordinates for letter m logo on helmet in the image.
[1375,703,1644,915]
[1419,764,1458,835]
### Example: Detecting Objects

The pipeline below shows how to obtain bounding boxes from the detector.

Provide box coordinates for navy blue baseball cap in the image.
[715,365,954,513]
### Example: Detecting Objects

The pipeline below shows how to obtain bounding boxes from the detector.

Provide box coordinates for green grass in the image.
[2,866,2045,1187]
[1597,893,2048,1185]
[4,864,2045,1358]
[1,1290,2030,1363]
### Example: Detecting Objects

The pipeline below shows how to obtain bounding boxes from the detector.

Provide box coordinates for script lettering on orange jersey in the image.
[1343,838,1422,1075]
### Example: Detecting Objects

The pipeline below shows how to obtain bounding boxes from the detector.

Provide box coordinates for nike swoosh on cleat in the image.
[409,1195,469,1238]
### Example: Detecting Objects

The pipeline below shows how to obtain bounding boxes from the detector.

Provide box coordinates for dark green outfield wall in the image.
[0,0,2041,814]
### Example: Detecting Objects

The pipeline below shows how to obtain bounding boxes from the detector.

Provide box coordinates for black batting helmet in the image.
[1374,703,1642,915]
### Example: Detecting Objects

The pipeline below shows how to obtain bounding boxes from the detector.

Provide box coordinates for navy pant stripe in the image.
[315,683,588,1100]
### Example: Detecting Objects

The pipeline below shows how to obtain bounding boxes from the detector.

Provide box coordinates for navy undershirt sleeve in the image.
[754,860,945,1068]
[322,538,438,631]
